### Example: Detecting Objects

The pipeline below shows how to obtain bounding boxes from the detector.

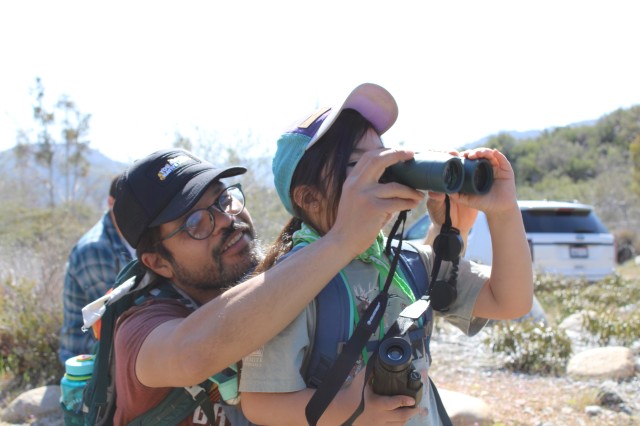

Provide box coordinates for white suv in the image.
[403,200,616,282]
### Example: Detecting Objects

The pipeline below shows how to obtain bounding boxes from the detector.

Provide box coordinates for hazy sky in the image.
[1,1,639,164]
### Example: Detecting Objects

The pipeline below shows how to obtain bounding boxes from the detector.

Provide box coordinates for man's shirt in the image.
[59,211,133,363]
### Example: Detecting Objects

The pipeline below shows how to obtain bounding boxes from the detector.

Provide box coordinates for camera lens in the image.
[377,337,412,372]
[386,346,405,362]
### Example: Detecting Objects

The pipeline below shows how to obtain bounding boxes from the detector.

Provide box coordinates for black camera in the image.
[382,152,494,194]
[371,337,423,407]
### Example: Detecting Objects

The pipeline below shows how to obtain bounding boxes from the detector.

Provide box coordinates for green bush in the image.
[485,320,573,375]
[582,309,640,346]
[0,275,64,400]
[486,273,640,375]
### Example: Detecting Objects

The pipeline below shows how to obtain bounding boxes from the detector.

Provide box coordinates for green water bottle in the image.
[60,354,94,425]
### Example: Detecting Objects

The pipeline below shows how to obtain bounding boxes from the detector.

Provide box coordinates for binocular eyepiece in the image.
[383,152,494,194]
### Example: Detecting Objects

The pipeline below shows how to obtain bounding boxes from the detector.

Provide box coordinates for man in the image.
[59,174,135,364]
[109,147,423,424]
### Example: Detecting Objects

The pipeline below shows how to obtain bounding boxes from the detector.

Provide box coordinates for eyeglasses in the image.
[161,184,245,242]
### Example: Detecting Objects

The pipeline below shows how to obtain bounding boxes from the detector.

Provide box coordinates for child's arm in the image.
[241,369,418,426]
[427,148,533,320]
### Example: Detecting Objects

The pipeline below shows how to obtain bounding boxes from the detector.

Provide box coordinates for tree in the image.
[57,95,91,204]
[31,77,56,207]
[17,78,93,208]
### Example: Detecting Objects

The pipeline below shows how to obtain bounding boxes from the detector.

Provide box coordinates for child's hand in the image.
[345,368,419,425]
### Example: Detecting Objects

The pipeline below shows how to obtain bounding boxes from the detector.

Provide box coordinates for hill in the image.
[461,119,598,150]
[0,144,127,209]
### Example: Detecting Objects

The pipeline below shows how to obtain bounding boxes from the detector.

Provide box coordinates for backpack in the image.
[303,241,432,388]
[61,259,247,426]
[298,240,452,425]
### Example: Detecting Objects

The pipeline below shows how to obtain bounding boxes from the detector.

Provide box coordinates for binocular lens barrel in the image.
[385,152,493,194]
[386,152,463,193]
[461,158,494,195]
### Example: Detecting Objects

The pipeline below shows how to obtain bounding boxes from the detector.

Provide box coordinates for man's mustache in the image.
[217,220,254,249]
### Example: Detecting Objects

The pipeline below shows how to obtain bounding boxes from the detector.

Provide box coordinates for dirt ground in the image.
[430,325,639,426]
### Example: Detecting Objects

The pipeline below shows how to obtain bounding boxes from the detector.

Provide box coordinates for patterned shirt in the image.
[59,211,134,363]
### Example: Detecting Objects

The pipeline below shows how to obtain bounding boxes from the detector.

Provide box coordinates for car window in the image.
[405,215,432,241]
[521,209,609,233]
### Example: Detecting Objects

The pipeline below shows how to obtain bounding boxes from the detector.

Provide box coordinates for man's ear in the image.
[141,252,173,280]
[292,186,321,213]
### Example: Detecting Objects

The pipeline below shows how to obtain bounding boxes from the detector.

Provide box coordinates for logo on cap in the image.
[157,154,192,181]
[298,107,330,129]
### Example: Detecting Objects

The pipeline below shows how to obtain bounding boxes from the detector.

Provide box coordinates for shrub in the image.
[485,320,573,375]
[487,273,640,375]
[0,275,64,401]
[582,309,640,346]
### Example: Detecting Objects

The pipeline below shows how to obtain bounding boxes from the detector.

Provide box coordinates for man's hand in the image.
[330,148,424,258]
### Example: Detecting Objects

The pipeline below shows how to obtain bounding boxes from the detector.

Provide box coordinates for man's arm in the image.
[137,148,425,387]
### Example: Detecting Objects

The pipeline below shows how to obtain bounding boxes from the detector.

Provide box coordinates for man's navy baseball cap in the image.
[114,148,246,248]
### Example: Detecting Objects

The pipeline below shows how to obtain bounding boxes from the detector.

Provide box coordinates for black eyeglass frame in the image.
[160,183,245,242]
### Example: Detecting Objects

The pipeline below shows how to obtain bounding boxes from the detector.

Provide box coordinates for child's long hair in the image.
[254,109,374,275]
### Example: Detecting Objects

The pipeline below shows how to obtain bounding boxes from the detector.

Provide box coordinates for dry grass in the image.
[431,365,638,425]
[429,261,640,426]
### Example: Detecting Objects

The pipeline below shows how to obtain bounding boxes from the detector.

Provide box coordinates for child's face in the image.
[346,128,385,176]
[310,128,386,234]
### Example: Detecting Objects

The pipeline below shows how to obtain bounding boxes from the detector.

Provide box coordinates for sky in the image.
[1,1,639,164]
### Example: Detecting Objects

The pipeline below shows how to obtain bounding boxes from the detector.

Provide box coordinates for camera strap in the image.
[428,195,462,312]
[304,211,409,426]
[340,296,432,425]
[342,197,458,425]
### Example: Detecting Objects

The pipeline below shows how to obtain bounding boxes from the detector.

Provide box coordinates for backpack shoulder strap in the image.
[304,272,352,388]
[277,246,352,388]
[127,384,215,426]
[84,266,220,426]
[84,261,148,425]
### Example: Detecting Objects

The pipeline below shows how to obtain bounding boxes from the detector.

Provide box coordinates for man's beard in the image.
[169,220,263,292]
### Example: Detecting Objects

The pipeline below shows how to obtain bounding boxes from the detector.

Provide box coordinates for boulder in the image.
[567,346,635,380]
[1,385,61,424]
[440,388,493,425]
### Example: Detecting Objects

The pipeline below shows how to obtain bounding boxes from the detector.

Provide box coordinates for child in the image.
[239,83,533,425]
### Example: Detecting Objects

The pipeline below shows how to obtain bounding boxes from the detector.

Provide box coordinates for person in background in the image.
[59,174,135,364]
[239,83,534,425]
[109,147,421,424]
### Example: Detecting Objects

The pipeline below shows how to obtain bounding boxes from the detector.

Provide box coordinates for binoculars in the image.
[383,152,494,194]
[371,337,423,407]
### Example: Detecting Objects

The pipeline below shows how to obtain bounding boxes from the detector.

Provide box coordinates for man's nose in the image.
[209,207,234,236]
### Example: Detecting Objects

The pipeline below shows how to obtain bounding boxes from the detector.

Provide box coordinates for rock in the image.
[567,346,635,380]
[440,388,493,425]
[1,386,61,423]
[558,310,600,339]
[584,405,602,416]
[597,381,625,407]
